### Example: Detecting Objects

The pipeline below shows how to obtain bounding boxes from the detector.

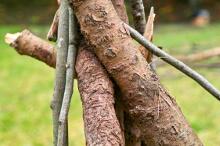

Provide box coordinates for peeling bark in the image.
[76,42,124,146]
[71,0,203,145]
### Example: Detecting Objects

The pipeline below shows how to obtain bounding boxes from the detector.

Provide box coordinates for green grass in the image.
[0,24,220,145]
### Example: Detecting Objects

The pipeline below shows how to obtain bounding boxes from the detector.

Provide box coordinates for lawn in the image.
[0,24,220,146]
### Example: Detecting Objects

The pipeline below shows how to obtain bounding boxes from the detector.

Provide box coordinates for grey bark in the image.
[57,7,78,146]
[51,0,69,145]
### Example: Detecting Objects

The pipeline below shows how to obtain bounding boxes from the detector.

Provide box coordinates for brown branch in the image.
[6,30,124,146]
[176,47,220,63]
[5,30,56,67]
[72,0,203,145]
[76,42,124,145]
[111,1,142,145]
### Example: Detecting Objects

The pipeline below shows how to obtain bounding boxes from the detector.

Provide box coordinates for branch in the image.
[57,7,78,146]
[47,9,59,42]
[139,7,155,63]
[6,30,124,145]
[5,30,56,68]
[72,0,203,145]
[130,0,146,34]
[126,23,220,101]
[51,0,69,145]
[176,47,220,63]
[76,42,124,145]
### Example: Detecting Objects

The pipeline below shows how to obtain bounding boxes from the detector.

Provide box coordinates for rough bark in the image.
[5,30,56,68]
[71,0,203,145]
[130,0,146,35]
[110,1,141,145]
[76,42,124,146]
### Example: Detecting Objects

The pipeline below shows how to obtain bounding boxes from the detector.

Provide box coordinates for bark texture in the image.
[76,42,124,146]
[5,30,56,67]
[111,1,142,145]
[71,0,203,145]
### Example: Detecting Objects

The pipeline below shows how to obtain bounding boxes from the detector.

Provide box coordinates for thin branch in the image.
[130,0,146,34]
[139,7,155,63]
[57,7,78,146]
[47,9,59,42]
[125,23,220,101]
[176,47,220,63]
[51,0,69,145]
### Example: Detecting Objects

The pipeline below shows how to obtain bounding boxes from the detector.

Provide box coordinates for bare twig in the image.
[47,9,59,42]
[176,47,220,63]
[125,23,220,101]
[57,7,78,146]
[51,0,69,145]
[139,7,155,65]
[130,0,146,34]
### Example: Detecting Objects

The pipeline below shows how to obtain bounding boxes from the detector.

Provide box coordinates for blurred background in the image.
[0,0,220,145]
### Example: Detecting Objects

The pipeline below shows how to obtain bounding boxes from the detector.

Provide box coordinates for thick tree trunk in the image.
[6,30,124,146]
[71,0,203,145]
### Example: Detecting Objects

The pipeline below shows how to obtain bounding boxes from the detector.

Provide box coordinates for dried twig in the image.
[126,23,220,101]
[57,7,78,146]
[139,7,155,64]
[47,9,59,42]
[51,0,69,145]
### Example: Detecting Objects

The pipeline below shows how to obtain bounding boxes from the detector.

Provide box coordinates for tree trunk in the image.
[71,0,203,145]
